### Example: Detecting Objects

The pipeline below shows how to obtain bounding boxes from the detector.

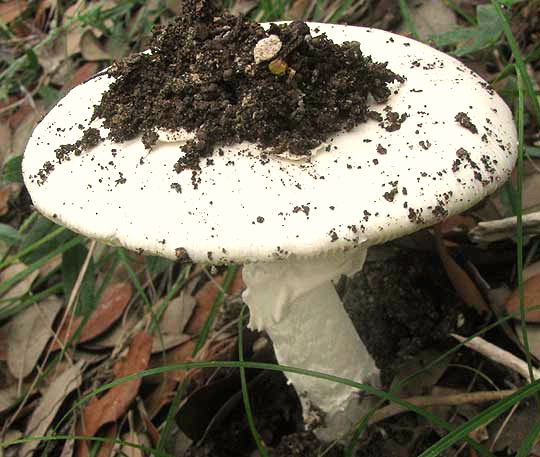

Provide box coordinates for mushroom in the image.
[23,23,517,441]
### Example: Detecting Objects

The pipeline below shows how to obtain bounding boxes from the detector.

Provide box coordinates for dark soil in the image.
[340,247,460,383]
[64,0,403,176]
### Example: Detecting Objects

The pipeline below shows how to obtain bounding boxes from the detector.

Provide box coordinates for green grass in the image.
[0,0,539,455]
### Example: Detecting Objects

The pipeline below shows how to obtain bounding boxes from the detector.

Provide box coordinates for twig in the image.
[369,389,517,425]
[452,333,540,382]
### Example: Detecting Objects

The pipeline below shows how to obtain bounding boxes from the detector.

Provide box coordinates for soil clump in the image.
[60,0,403,175]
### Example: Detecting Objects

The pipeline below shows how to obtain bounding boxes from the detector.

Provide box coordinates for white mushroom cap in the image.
[23,24,517,263]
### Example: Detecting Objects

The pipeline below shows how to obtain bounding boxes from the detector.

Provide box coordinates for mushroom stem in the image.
[242,247,379,440]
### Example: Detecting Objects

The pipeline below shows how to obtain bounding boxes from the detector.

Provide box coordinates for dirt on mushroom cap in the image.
[66,0,404,175]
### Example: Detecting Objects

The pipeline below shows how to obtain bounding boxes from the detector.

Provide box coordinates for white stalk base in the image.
[242,248,379,442]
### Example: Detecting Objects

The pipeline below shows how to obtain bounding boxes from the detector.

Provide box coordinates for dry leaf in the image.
[506,273,540,322]
[11,103,44,157]
[80,29,110,61]
[7,296,63,379]
[34,36,67,76]
[0,384,19,414]
[159,292,197,336]
[0,0,28,23]
[0,262,40,300]
[186,268,245,334]
[0,322,8,360]
[523,173,540,213]
[0,185,18,216]
[21,360,85,457]
[435,229,488,313]
[0,121,12,165]
[398,0,456,40]
[61,62,100,92]
[523,260,540,282]
[50,282,133,351]
[116,431,150,457]
[80,332,152,437]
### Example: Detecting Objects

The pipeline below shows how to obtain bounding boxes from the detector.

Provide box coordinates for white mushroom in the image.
[23,24,517,441]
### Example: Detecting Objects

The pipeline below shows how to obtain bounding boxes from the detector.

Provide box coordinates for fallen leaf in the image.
[80,332,152,437]
[117,431,150,457]
[0,262,40,300]
[7,296,63,379]
[438,214,477,235]
[0,0,28,23]
[50,282,133,350]
[21,360,85,457]
[80,29,110,61]
[159,292,197,336]
[0,184,18,216]
[523,173,540,213]
[0,121,11,165]
[506,274,540,322]
[0,384,19,414]
[435,229,488,312]
[398,0,457,40]
[0,322,8,360]
[34,36,67,76]
[186,268,245,334]
[517,323,540,359]
[61,62,100,92]
[94,424,117,457]
[523,260,540,282]
[391,349,450,398]
[11,103,44,157]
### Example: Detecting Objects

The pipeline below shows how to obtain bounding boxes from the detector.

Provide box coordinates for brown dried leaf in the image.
[0,0,28,23]
[61,62,100,92]
[21,360,85,457]
[186,268,245,334]
[34,36,67,76]
[523,260,540,282]
[80,29,110,61]
[506,274,540,322]
[11,103,44,157]
[0,385,19,414]
[523,172,540,213]
[435,229,488,312]
[0,322,8,360]
[80,332,152,437]
[7,296,63,379]
[517,324,540,363]
[50,282,133,351]
[0,121,11,165]
[0,262,40,300]
[159,292,197,336]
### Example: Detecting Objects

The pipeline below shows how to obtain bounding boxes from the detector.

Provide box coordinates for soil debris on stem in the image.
[58,0,403,178]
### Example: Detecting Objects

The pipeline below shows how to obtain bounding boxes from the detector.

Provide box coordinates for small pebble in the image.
[253,34,282,64]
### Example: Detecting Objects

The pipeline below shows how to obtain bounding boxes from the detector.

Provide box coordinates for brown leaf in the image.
[159,292,197,336]
[80,29,110,61]
[0,122,11,165]
[0,323,8,360]
[80,332,152,438]
[0,262,40,300]
[10,103,45,157]
[0,0,28,23]
[0,385,19,414]
[435,228,488,312]
[186,268,245,334]
[7,296,63,379]
[506,274,540,322]
[21,360,85,457]
[50,282,133,351]
[61,62,100,92]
